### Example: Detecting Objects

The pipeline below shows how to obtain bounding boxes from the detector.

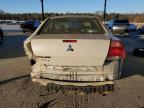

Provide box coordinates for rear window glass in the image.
[25,21,35,25]
[114,20,129,24]
[40,18,105,34]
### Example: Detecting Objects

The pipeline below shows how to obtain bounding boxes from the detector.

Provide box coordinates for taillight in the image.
[107,40,126,59]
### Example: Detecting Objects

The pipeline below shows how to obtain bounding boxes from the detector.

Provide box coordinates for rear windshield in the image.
[114,20,129,24]
[39,18,105,34]
[25,21,35,24]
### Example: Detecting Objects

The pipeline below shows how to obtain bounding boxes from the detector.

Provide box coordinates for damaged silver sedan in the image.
[24,16,126,93]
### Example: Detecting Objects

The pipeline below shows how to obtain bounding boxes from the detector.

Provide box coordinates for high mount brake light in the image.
[107,40,126,59]
[62,40,77,43]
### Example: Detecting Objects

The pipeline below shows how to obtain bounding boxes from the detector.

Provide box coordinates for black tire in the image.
[0,30,3,44]
[133,48,144,57]
[22,30,26,33]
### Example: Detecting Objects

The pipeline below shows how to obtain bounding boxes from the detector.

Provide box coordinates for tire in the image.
[22,30,26,33]
[133,48,144,57]
[0,30,3,44]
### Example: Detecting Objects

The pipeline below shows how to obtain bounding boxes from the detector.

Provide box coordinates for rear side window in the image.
[40,18,105,34]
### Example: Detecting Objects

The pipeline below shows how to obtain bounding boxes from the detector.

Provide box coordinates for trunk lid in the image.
[31,34,110,66]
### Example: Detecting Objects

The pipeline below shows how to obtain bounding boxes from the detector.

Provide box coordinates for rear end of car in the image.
[137,26,144,34]
[111,20,129,35]
[128,24,137,32]
[21,20,39,33]
[24,16,126,93]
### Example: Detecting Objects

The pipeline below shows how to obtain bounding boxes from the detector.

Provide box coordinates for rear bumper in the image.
[128,28,136,32]
[32,78,114,93]
[31,59,122,82]
[32,77,113,86]
[112,28,128,35]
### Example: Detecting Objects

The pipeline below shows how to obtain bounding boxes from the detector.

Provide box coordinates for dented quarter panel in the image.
[24,19,48,59]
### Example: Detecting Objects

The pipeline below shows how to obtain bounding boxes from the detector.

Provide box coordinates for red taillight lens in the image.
[107,40,126,59]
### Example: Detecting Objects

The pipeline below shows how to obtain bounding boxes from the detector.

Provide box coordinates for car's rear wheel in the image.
[133,48,144,57]
[22,29,26,33]
[0,31,3,44]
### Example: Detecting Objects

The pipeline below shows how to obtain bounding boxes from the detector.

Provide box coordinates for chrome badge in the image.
[66,44,74,51]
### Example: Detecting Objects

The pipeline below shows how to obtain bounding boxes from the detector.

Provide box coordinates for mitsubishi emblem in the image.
[66,44,74,51]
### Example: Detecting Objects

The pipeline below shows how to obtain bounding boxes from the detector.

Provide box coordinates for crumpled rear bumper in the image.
[32,77,114,93]
[31,57,122,82]
[32,77,114,86]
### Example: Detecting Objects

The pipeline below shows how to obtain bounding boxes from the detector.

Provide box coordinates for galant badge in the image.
[66,44,74,51]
